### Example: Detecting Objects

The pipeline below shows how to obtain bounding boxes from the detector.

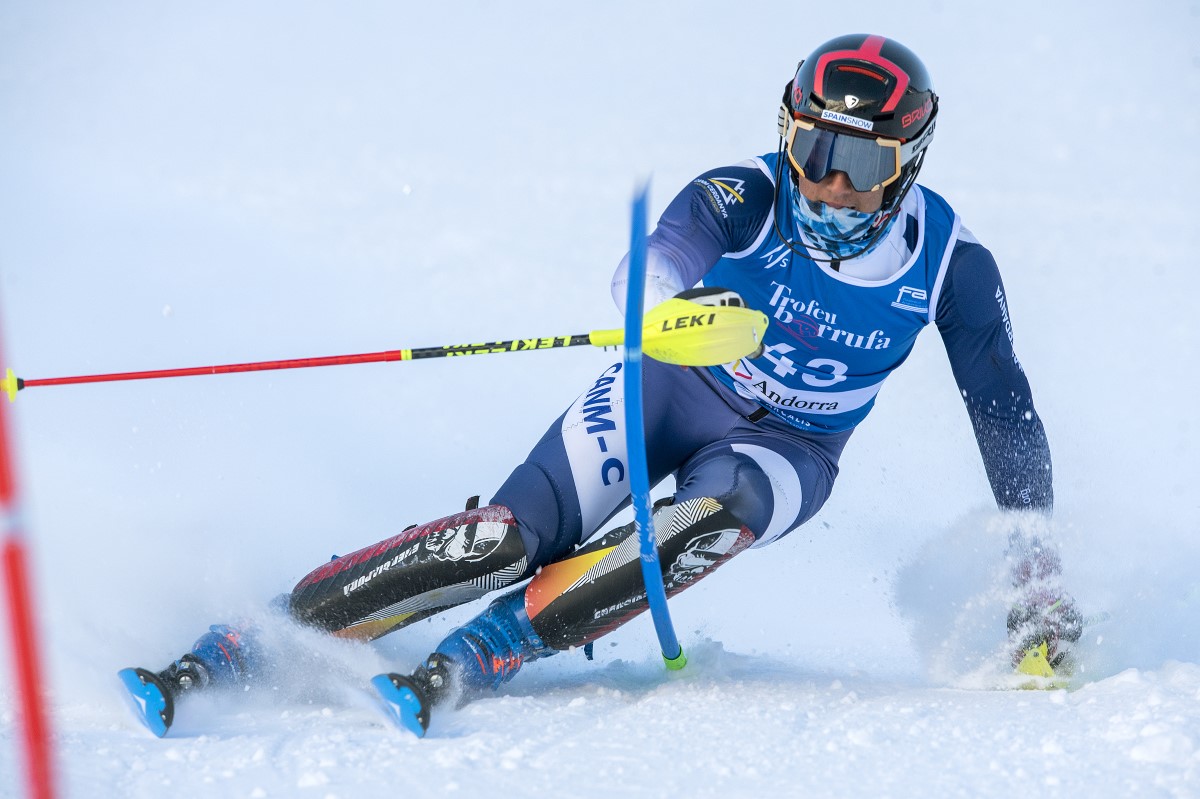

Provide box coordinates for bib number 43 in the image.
[761,344,848,387]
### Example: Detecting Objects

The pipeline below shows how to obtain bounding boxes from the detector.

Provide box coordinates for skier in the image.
[121,34,1083,736]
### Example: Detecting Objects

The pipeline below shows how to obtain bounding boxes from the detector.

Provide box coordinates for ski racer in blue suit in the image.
[131,34,1083,737]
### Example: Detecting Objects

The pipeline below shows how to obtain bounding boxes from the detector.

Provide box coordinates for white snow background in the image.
[1,2,1198,797]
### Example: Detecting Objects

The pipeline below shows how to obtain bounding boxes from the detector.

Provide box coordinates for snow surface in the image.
[2,2,1199,797]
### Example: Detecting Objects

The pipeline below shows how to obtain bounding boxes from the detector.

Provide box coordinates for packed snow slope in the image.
[1,2,1198,797]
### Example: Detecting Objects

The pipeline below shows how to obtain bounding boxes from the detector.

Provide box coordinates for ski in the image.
[117,667,176,738]
[121,617,1112,739]
[370,673,433,738]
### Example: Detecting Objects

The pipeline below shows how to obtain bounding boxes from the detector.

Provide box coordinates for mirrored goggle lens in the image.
[785,118,902,192]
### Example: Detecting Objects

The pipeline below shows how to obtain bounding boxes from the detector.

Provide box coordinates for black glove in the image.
[1007,589,1084,669]
[1006,534,1083,669]
[673,287,763,359]
[674,286,749,308]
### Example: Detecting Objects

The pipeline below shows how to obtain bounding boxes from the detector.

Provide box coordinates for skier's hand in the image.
[674,286,749,308]
[1007,588,1084,669]
[673,287,764,358]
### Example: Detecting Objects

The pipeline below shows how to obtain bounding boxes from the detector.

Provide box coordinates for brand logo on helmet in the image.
[820,109,873,132]
[844,95,861,109]
[901,98,934,129]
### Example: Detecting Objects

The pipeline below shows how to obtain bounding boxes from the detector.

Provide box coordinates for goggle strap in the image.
[899,121,936,163]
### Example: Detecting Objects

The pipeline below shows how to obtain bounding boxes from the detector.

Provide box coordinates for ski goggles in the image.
[784,116,904,193]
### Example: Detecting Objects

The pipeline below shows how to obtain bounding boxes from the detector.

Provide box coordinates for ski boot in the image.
[118,624,256,737]
[371,652,457,738]
[372,588,551,737]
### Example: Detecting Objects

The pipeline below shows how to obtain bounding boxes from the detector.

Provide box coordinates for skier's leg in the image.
[286,357,744,642]
[140,498,530,712]
[135,361,777,726]
[174,416,840,701]
[147,361,651,696]
[287,499,529,640]
[455,424,844,685]
[378,495,754,731]
[144,361,661,701]
[388,413,850,725]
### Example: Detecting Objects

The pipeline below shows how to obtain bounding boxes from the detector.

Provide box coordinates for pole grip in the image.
[588,329,623,348]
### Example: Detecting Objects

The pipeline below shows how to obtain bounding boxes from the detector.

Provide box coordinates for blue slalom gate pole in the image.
[623,182,686,670]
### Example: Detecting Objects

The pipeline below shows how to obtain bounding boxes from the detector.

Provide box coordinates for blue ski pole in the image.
[623,182,685,670]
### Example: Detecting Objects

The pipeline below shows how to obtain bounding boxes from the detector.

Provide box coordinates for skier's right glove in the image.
[674,286,750,308]
[673,287,764,358]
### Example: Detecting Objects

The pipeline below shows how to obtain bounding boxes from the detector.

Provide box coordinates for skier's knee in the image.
[677,452,776,537]
[491,461,579,570]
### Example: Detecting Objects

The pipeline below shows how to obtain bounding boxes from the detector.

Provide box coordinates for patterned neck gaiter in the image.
[791,193,885,260]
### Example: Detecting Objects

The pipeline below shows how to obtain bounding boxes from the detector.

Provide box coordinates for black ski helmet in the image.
[774,34,938,259]
[787,34,937,145]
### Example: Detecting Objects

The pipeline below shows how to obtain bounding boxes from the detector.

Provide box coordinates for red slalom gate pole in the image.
[0,331,57,799]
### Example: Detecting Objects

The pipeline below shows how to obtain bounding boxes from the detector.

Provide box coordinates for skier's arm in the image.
[611,166,772,313]
[935,235,1054,513]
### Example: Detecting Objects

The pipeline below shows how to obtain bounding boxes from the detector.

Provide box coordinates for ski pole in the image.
[2,303,767,402]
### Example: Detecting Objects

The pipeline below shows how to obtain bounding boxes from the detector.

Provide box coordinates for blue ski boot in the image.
[372,588,553,737]
[118,624,257,737]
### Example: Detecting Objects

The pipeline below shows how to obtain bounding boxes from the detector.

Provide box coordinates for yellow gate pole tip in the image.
[2,368,18,402]
[1015,641,1057,679]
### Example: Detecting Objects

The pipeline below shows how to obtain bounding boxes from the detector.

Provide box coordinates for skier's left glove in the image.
[673,287,764,358]
[1005,531,1083,670]
[1007,588,1084,670]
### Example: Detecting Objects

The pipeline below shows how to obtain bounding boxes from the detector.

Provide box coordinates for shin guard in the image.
[289,505,528,640]
[524,497,753,651]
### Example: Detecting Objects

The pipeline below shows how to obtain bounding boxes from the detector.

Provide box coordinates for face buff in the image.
[791,192,884,260]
